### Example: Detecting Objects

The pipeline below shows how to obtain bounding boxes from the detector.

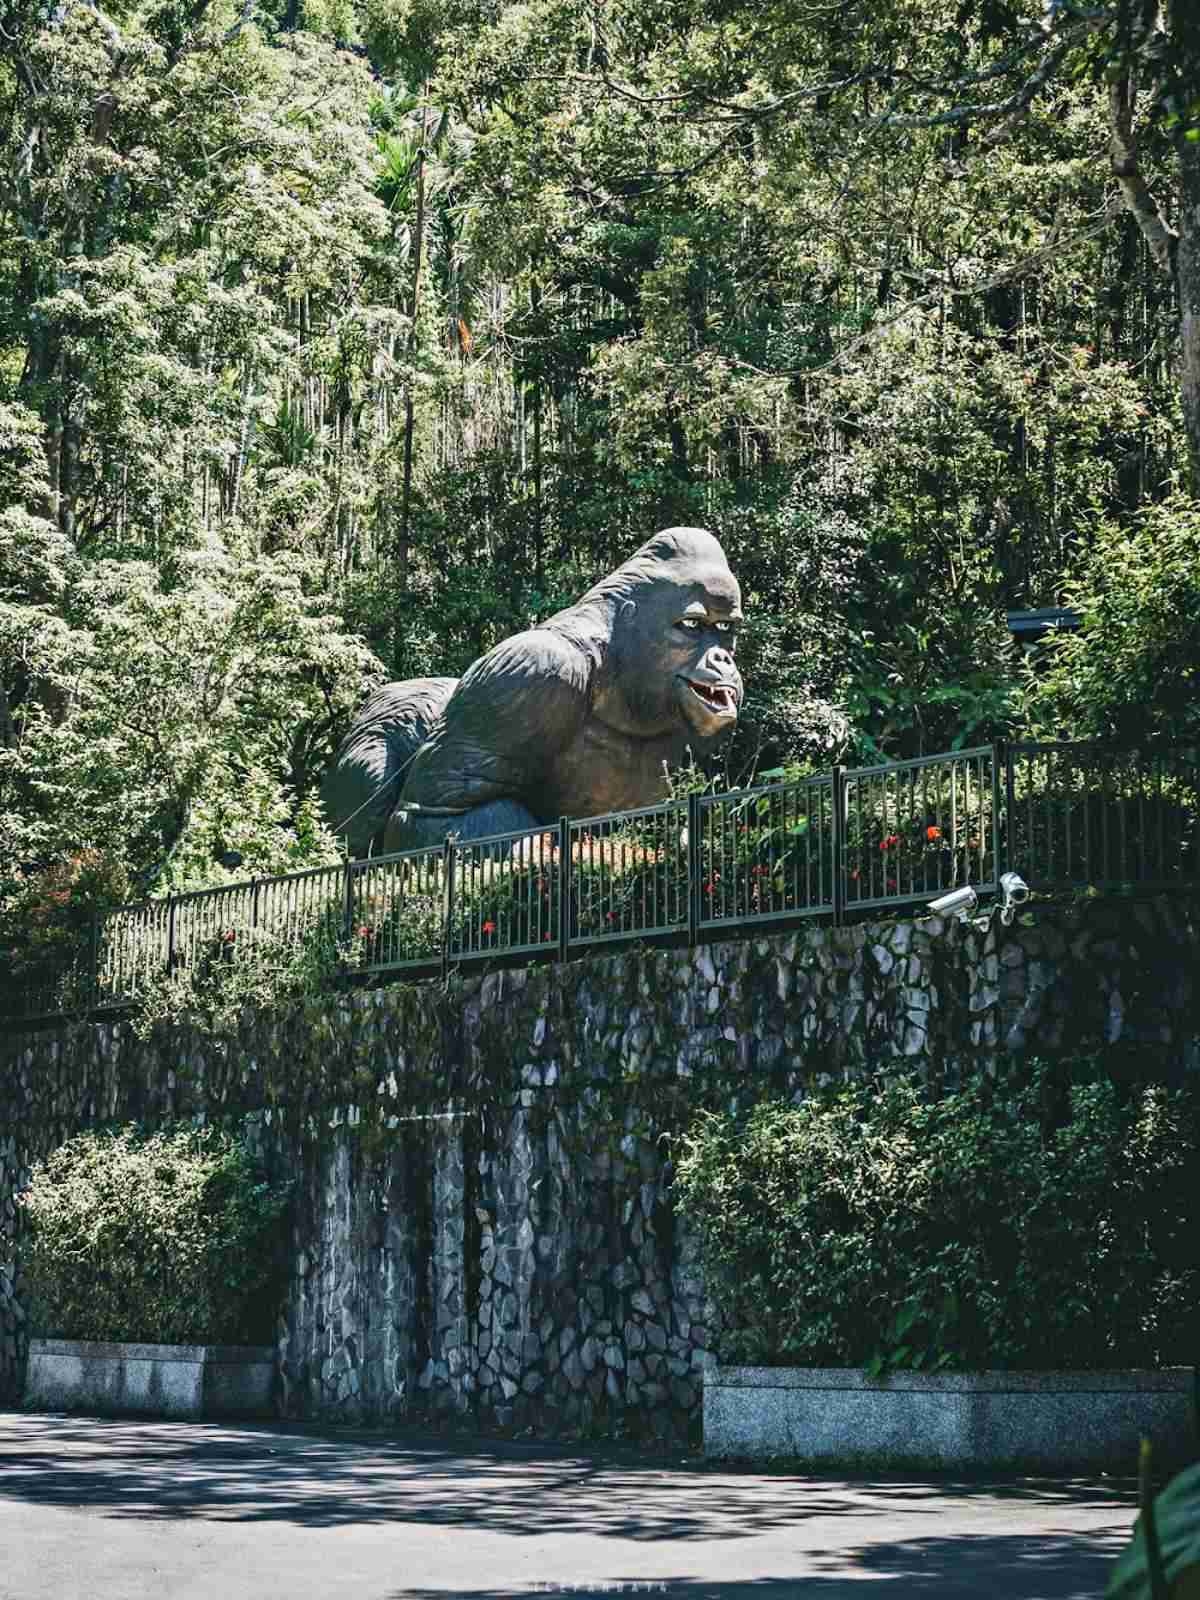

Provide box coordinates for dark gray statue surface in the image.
[322,526,744,853]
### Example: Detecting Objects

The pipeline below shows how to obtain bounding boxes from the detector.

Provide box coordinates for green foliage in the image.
[2,546,377,897]
[0,850,130,1008]
[673,1063,1200,1372]
[15,1125,292,1344]
[1028,496,1200,744]
[127,921,352,1038]
[1108,1462,1200,1600]
[2,0,1198,978]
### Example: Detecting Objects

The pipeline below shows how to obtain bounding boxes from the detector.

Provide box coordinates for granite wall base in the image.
[24,1338,275,1419]
[704,1366,1198,1469]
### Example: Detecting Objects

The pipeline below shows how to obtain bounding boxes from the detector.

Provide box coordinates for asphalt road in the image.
[0,1411,1138,1600]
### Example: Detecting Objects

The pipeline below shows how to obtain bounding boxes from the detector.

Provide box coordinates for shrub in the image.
[1027,494,1200,745]
[0,850,132,1016]
[16,1126,292,1345]
[673,1063,1200,1373]
[126,921,352,1038]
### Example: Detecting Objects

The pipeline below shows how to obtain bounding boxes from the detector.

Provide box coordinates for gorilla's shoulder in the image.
[457,628,594,697]
[440,627,594,753]
[349,676,460,733]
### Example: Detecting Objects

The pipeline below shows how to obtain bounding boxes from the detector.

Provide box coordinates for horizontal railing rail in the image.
[5,739,1199,1025]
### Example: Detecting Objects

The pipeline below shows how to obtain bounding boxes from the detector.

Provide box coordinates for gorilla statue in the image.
[321,526,744,853]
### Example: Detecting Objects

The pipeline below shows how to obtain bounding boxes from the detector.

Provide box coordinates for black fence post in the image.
[90,911,101,1011]
[993,741,1007,881]
[831,765,847,927]
[687,790,702,945]
[1004,741,1017,876]
[441,834,457,981]
[558,816,571,963]
[343,856,355,947]
[167,898,177,975]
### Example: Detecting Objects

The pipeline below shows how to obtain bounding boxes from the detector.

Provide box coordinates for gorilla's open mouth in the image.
[682,678,739,716]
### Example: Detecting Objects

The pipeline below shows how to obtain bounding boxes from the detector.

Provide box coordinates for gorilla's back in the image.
[321,677,459,855]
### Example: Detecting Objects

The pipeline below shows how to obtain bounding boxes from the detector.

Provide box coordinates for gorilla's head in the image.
[561,526,744,741]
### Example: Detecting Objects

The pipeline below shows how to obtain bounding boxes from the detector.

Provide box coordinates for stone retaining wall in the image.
[2,896,1197,1439]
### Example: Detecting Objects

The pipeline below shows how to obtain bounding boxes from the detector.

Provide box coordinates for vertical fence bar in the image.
[992,743,1005,884]
[89,912,101,1011]
[1157,754,1167,880]
[558,817,571,961]
[1136,757,1146,880]
[831,766,846,927]
[687,791,701,943]
[441,834,457,979]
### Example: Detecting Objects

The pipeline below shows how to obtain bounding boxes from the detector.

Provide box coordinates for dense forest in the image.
[1,0,1199,944]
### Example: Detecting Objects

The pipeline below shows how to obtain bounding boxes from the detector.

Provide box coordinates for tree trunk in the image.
[530,281,543,587]
[0,682,16,750]
[398,104,429,593]
[1178,131,1200,490]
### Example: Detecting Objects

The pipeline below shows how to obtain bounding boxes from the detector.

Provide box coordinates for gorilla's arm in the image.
[321,676,458,855]
[393,629,593,831]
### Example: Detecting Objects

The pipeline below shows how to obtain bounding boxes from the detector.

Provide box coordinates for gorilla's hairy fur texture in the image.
[321,527,744,853]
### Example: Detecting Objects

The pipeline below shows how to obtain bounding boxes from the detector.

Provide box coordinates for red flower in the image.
[358,924,371,938]
[926,825,942,842]
[880,834,900,851]
[222,929,236,944]
[482,920,496,935]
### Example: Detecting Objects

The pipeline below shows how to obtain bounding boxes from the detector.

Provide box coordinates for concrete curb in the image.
[25,1338,275,1420]
[704,1365,1198,1469]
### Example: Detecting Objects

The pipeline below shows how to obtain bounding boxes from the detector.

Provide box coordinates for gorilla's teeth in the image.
[692,681,735,710]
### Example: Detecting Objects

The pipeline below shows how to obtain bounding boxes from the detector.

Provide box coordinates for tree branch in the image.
[720,197,1124,383]
[81,0,127,56]
[873,36,1077,134]
[1107,72,1177,276]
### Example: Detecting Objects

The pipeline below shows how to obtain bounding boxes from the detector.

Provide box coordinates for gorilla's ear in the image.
[619,599,637,621]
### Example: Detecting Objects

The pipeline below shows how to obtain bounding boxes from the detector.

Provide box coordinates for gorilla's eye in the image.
[677,618,701,632]
[713,620,735,634]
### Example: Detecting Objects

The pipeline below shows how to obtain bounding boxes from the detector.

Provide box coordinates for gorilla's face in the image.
[603,541,744,740]
[669,595,744,739]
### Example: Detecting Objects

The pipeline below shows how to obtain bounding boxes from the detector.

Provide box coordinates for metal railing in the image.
[1007,742,1200,891]
[4,740,1198,1025]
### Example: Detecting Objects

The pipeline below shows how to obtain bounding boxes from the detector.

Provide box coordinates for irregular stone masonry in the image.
[2,898,1197,1439]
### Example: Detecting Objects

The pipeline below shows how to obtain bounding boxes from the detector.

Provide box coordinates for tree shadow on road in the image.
[394,1522,1130,1598]
[0,1412,1136,1565]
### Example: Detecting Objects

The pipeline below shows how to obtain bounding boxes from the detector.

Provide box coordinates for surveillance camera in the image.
[999,871,1030,905]
[927,885,978,919]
